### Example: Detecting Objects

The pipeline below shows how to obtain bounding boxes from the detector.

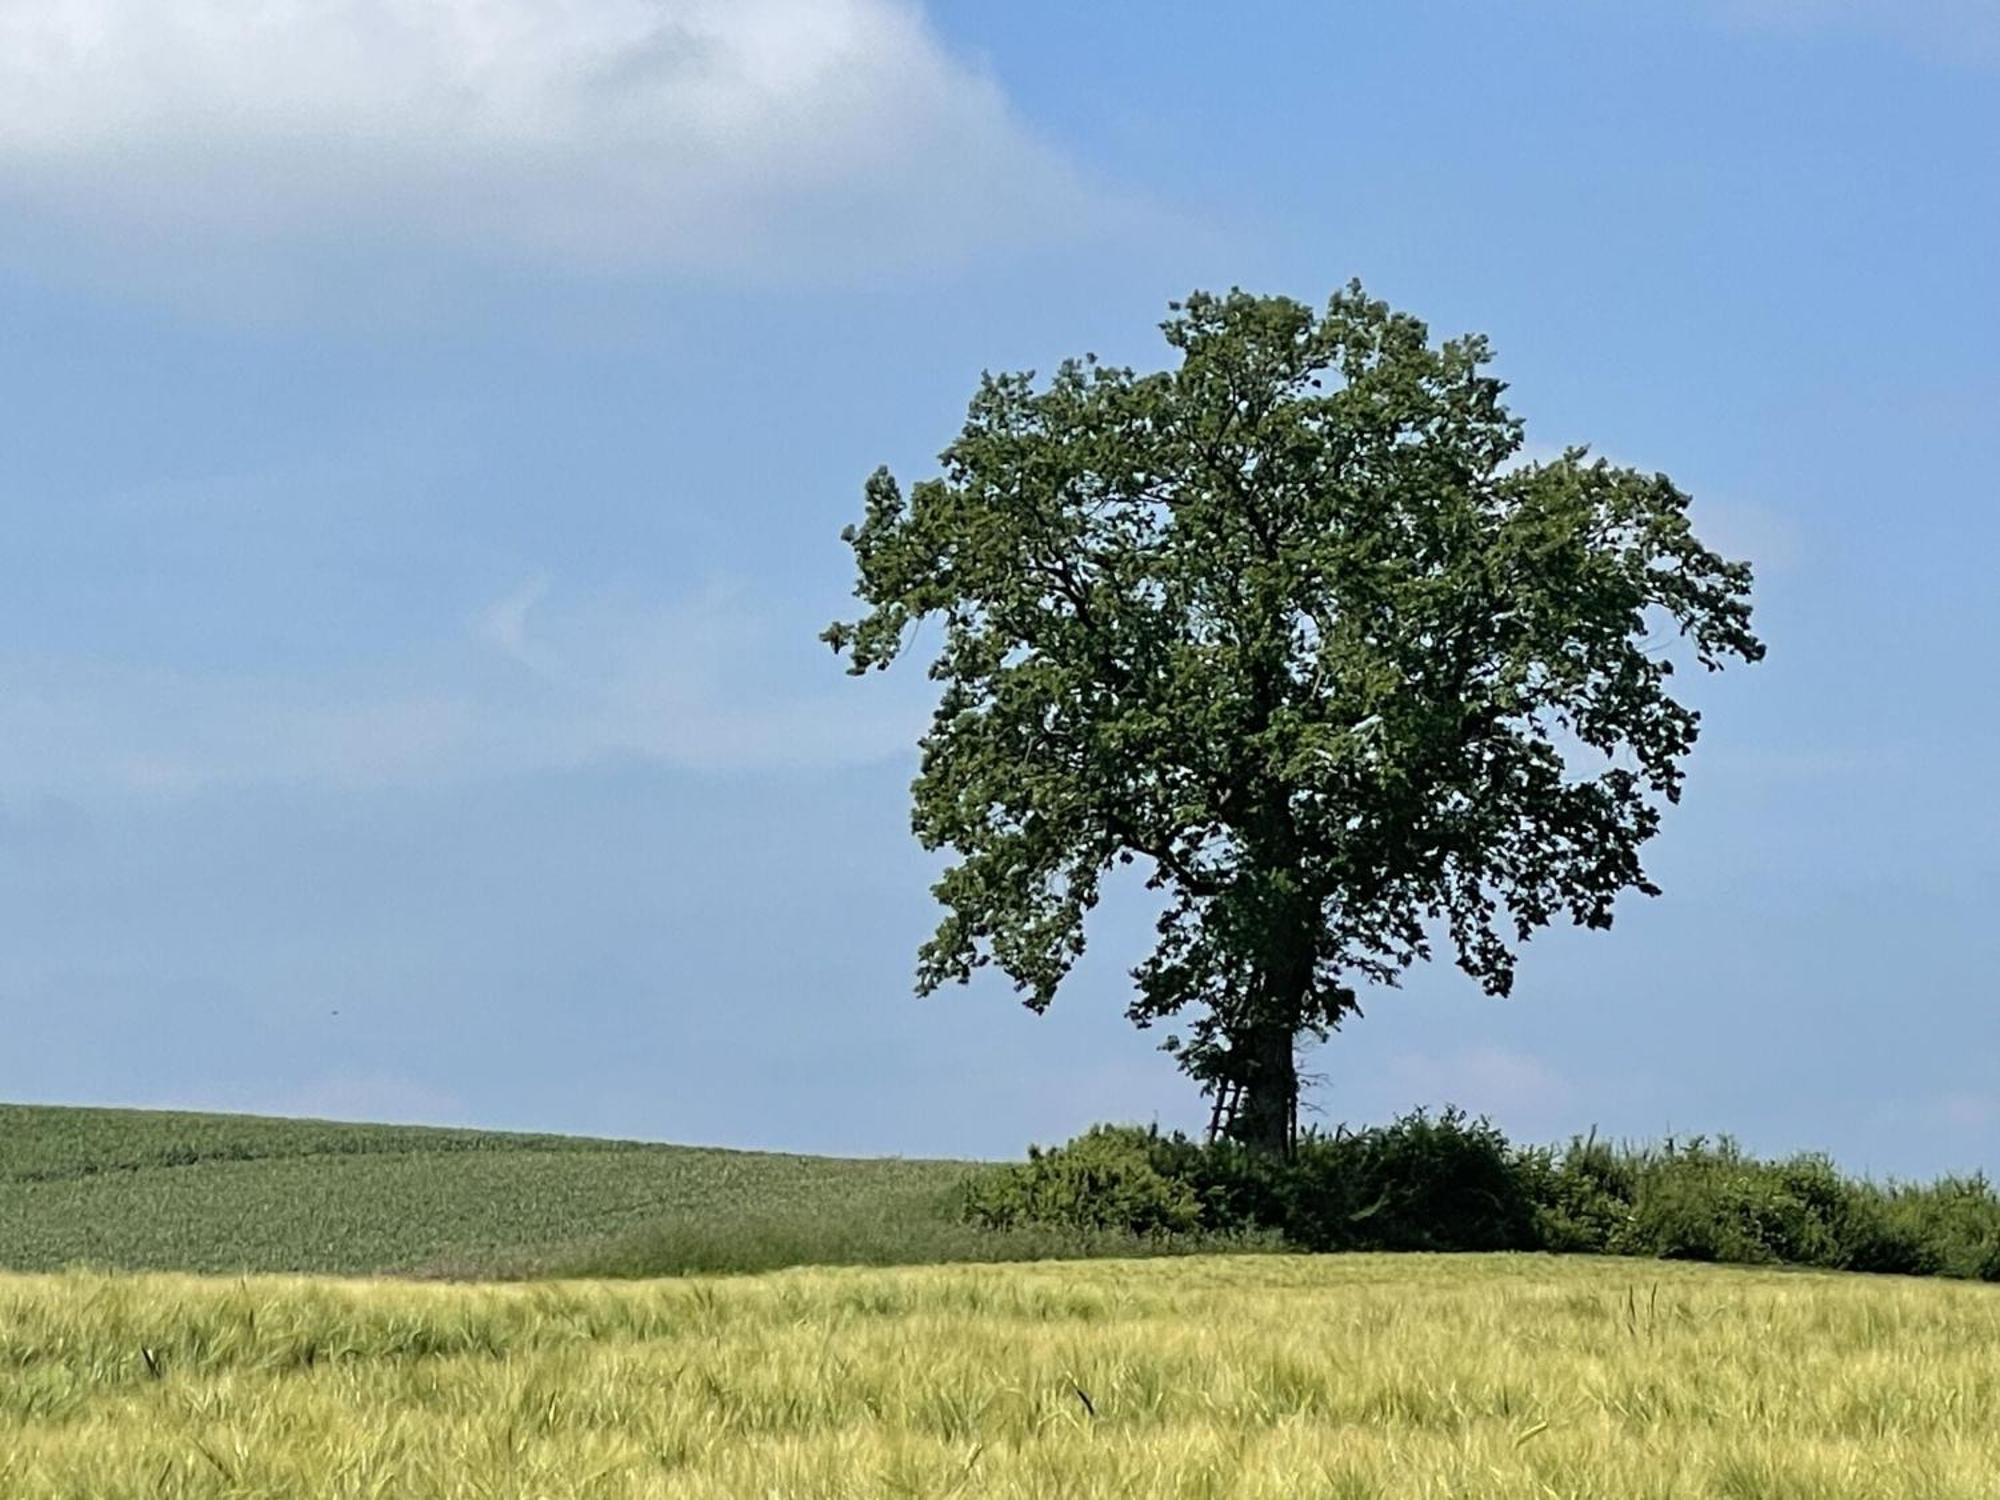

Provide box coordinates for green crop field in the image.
[9,1104,2000,1496]
[5,1254,1999,1498]
[0,1104,979,1277]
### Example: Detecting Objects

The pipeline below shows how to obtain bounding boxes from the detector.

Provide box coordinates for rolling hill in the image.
[0,1103,975,1276]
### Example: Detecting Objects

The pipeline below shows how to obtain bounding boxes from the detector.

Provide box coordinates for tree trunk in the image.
[1232,1019,1298,1156]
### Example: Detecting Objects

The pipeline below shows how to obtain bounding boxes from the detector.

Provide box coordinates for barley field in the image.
[4,1254,1997,1499]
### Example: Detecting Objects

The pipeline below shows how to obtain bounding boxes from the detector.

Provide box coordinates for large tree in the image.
[825,286,1763,1153]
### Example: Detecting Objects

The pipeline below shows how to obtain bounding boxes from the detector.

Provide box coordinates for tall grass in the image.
[4,1255,1999,1497]
[546,1188,1271,1279]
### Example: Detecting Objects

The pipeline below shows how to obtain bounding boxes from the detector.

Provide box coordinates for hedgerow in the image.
[966,1112,2000,1281]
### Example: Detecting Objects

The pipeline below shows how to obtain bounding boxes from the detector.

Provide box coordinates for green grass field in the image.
[6,1254,1999,1498]
[10,1103,2000,1495]
[0,1103,981,1277]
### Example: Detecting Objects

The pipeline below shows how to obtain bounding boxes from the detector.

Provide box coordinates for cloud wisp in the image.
[0,0,1105,291]
[0,580,924,799]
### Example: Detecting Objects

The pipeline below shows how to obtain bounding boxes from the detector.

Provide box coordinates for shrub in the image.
[1163,1138,1293,1240]
[1608,1140,1851,1267]
[1838,1191,1943,1278]
[1526,1134,1638,1254]
[961,1125,1203,1238]
[1874,1175,2000,1281]
[1287,1108,1539,1253]
[962,1115,2000,1286]
[966,1110,1536,1254]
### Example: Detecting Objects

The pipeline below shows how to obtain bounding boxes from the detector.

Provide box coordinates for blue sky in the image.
[1,0,1994,1174]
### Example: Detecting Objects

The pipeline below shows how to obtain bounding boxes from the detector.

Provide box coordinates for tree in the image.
[824,285,1763,1153]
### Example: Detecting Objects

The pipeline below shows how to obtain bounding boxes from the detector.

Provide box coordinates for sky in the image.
[1,0,1995,1175]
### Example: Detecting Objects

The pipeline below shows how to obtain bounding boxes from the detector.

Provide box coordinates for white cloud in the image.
[476,577,553,673]
[469,577,926,774]
[0,578,923,797]
[0,0,1106,288]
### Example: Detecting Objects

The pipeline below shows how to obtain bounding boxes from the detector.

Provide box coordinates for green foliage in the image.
[1837,1192,1945,1279]
[1521,1133,1640,1253]
[826,284,1763,1145]
[961,1125,1204,1238]
[1177,1108,1539,1252]
[0,1104,972,1277]
[12,1100,1994,1289]
[971,1111,1534,1253]
[973,1115,2000,1284]
[1612,1142,1843,1266]
[557,1178,1255,1279]
[0,1102,641,1184]
[1530,1138,2000,1279]
[1869,1176,2000,1281]
[1299,1108,1540,1253]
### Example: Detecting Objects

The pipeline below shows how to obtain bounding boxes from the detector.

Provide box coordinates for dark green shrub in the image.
[962,1115,2000,1286]
[1170,1138,1296,1240]
[1979,1241,2000,1283]
[1838,1190,1944,1278]
[1048,1112,1528,1248]
[1613,1147,1772,1264]
[1527,1134,1638,1254]
[1610,1140,1847,1266]
[960,1125,1203,1237]
[1294,1108,1539,1253]
[1874,1175,2000,1280]
[1764,1154,1857,1266]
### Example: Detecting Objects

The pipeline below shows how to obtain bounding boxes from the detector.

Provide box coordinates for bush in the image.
[1873,1175,2000,1281]
[1285,1108,1539,1253]
[1525,1134,1637,1254]
[967,1109,1536,1254]
[1603,1141,1874,1268]
[1838,1191,1943,1278]
[962,1115,2000,1286]
[961,1125,1203,1238]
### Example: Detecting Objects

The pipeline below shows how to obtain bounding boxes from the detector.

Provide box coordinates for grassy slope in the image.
[6,1254,2000,1497]
[0,1103,974,1276]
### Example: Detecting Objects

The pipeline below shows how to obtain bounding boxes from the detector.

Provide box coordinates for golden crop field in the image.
[5,1254,1999,1499]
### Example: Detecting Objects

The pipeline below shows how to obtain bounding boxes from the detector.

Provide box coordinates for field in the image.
[3,1254,1998,1498]
[0,1104,977,1277]
[9,1105,2000,1496]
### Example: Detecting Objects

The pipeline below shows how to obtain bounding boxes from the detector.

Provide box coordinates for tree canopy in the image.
[825,285,1763,1151]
